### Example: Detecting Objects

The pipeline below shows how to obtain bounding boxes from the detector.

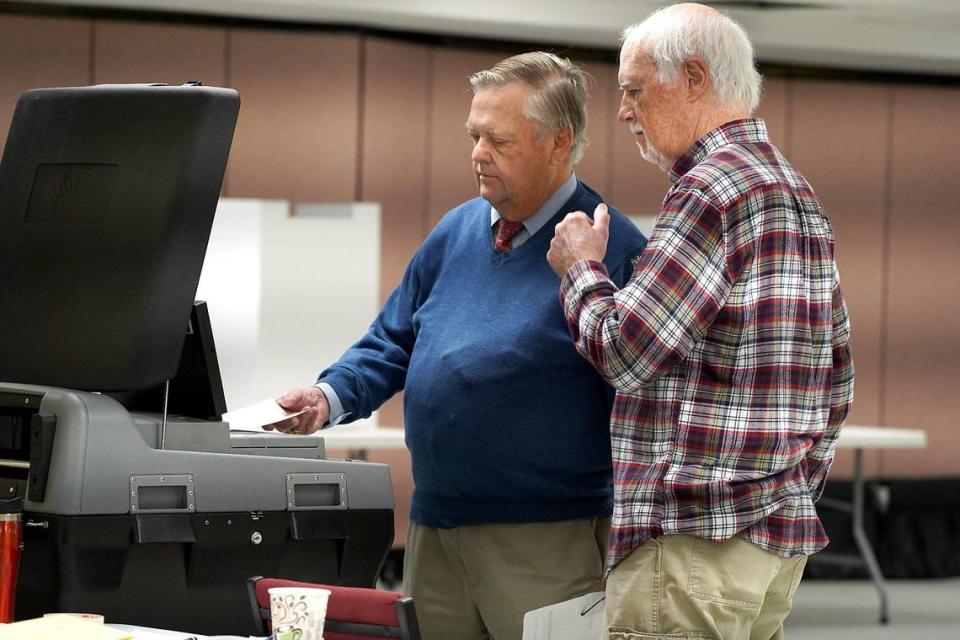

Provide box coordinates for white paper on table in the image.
[108,624,264,639]
[222,398,306,432]
[522,592,605,640]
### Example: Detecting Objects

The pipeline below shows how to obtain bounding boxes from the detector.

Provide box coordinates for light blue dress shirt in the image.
[490,171,578,249]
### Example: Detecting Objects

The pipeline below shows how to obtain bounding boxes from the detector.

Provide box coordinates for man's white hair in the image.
[621,4,763,114]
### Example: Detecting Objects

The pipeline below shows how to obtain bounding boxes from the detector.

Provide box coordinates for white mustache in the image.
[629,124,643,135]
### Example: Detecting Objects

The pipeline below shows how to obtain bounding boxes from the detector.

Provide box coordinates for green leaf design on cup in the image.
[274,623,302,640]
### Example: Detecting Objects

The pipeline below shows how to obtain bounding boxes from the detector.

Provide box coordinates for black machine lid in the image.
[0,83,240,392]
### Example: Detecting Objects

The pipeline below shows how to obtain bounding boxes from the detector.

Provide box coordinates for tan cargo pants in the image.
[403,517,609,640]
[605,534,807,640]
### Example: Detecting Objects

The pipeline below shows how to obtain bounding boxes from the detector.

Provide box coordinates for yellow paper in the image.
[0,615,133,639]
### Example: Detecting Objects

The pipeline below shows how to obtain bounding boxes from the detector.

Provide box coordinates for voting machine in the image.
[0,84,394,635]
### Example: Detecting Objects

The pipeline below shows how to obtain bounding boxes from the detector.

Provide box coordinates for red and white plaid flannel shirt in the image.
[560,119,855,571]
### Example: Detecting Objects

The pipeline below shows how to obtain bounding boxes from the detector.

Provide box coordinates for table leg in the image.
[851,448,889,624]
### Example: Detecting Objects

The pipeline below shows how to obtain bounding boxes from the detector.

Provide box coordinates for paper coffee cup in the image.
[269,587,331,640]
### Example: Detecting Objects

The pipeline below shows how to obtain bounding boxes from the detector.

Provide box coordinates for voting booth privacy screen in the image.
[0,84,238,392]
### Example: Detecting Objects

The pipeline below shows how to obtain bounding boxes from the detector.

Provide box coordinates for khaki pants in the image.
[605,534,807,640]
[402,518,609,640]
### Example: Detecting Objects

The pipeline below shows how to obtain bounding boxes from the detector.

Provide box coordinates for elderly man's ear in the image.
[683,58,711,102]
[549,126,574,164]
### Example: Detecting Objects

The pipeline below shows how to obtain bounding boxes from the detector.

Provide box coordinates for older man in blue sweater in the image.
[271,51,647,640]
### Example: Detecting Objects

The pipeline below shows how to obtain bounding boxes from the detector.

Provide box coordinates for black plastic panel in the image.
[15,509,394,635]
[0,84,239,391]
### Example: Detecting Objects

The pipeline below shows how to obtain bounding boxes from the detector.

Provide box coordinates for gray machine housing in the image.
[2,383,395,635]
[10,384,391,515]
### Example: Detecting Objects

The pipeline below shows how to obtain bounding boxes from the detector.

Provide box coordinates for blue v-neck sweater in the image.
[320,181,647,527]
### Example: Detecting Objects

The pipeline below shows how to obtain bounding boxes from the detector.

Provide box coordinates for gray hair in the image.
[621,5,762,114]
[469,51,590,165]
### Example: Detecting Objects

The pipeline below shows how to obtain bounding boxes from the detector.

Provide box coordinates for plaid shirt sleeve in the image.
[806,269,856,500]
[560,188,731,390]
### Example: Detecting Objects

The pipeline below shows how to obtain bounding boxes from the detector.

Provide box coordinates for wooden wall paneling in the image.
[359,37,432,546]
[226,29,360,203]
[361,37,431,304]
[0,15,91,152]
[884,84,960,477]
[425,47,505,229]
[93,20,229,191]
[575,60,615,196]
[93,20,226,86]
[789,79,890,478]
[360,36,429,434]
[756,76,790,155]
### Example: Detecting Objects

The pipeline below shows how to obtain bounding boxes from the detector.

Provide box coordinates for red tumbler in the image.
[0,497,23,623]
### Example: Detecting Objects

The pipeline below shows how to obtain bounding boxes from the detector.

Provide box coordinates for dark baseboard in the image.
[808,477,960,579]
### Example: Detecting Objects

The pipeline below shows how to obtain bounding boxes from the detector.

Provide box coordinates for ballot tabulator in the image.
[0,84,394,635]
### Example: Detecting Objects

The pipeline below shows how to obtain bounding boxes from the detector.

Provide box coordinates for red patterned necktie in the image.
[494,219,525,253]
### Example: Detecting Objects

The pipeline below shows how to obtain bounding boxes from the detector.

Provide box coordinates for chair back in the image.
[247,576,421,640]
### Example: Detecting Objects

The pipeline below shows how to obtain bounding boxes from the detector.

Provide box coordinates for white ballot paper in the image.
[522,592,605,640]
[222,398,306,432]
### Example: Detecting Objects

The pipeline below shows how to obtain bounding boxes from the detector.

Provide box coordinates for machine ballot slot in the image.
[286,473,347,510]
[130,474,196,513]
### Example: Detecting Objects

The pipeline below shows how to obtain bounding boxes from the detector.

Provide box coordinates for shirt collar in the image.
[668,118,770,183]
[491,171,578,236]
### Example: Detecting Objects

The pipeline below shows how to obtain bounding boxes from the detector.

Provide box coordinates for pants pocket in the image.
[786,554,808,599]
[685,537,776,609]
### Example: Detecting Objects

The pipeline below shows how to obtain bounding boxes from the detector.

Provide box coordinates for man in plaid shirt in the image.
[547,3,854,638]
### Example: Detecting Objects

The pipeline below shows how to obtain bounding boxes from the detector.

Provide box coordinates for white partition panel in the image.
[197,199,381,425]
[196,198,265,410]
